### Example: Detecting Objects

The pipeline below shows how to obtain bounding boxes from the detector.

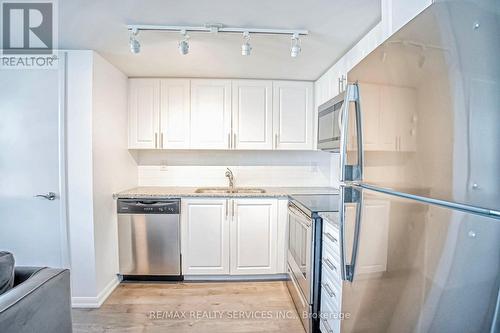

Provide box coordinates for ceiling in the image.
[59,0,380,80]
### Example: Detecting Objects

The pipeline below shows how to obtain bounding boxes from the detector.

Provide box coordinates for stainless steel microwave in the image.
[317,91,345,152]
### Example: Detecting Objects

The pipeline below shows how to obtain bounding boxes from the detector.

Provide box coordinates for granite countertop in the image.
[113,186,339,199]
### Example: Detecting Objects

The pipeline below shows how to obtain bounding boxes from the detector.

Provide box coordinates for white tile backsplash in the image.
[135,150,336,187]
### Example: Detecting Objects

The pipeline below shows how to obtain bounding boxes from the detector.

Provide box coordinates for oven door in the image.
[287,203,313,302]
[317,92,345,151]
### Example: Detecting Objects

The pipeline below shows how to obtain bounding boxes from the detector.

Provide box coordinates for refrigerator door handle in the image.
[339,83,363,182]
[340,186,363,282]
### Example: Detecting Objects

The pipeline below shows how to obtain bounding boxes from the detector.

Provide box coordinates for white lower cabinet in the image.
[182,198,283,276]
[181,199,230,275]
[230,199,278,274]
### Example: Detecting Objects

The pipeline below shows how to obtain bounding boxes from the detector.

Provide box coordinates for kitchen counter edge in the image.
[113,187,339,199]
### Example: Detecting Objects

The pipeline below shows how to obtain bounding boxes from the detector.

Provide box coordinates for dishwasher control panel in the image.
[117,199,180,214]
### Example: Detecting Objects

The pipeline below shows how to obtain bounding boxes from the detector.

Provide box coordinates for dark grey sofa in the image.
[0,266,72,333]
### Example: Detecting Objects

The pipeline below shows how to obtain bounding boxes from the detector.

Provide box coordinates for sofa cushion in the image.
[0,251,15,295]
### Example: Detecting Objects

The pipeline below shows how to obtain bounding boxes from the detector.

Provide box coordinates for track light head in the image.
[129,29,140,54]
[241,32,252,56]
[290,33,301,58]
[178,30,190,55]
[178,39,189,55]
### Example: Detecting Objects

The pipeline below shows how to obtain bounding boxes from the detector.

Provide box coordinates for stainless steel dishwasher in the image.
[117,198,182,281]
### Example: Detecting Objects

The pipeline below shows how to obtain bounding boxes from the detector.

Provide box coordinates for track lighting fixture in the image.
[129,28,140,54]
[126,24,308,56]
[241,32,252,56]
[290,33,301,58]
[178,30,189,55]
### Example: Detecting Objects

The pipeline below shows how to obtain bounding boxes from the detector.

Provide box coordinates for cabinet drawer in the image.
[322,220,340,257]
[321,266,341,310]
[320,317,340,333]
[320,289,341,333]
[322,245,341,284]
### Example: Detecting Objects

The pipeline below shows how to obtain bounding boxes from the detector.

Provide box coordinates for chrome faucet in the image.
[225,168,235,191]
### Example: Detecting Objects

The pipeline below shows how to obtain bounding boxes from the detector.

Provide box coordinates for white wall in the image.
[67,51,136,307]
[135,150,333,187]
[67,51,98,300]
[91,53,137,296]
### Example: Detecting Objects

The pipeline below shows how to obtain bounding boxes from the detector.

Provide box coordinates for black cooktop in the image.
[290,194,340,216]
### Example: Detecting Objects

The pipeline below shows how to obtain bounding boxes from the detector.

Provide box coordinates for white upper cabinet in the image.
[128,79,160,149]
[353,83,417,152]
[359,83,381,151]
[128,78,316,151]
[159,79,190,149]
[190,79,231,149]
[231,80,273,150]
[380,85,417,152]
[181,199,230,275]
[273,81,314,150]
[230,199,278,275]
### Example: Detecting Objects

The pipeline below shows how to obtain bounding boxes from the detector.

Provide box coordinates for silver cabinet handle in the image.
[233,133,236,149]
[324,258,337,272]
[228,133,231,149]
[34,192,57,201]
[232,200,235,218]
[322,282,336,299]
[154,133,158,149]
[324,232,338,244]
[225,199,228,218]
[323,319,334,333]
[160,133,164,149]
[274,133,278,149]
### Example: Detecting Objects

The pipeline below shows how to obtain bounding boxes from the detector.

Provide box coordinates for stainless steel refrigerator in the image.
[336,1,500,332]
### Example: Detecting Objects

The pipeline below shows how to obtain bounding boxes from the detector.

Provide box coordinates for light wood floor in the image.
[72,281,306,333]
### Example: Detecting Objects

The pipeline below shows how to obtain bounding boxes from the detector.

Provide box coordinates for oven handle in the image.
[288,204,312,228]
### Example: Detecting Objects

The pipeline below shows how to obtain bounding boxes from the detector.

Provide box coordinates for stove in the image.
[286,193,339,333]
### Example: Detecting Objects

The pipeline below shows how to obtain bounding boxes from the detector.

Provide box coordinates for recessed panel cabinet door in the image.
[230,199,278,275]
[232,80,273,150]
[160,79,190,149]
[345,199,389,275]
[273,81,314,150]
[181,199,230,275]
[128,79,160,149]
[190,79,231,149]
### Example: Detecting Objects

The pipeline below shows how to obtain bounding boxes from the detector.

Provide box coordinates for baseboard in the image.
[71,276,120,308]
[184,273,288,282]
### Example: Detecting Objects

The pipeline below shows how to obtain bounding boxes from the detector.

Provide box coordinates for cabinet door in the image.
[232,80,273,150]
[181,199,230,275]
[128,79,160,149]
[230,199,278,275]
[395,86,417,152]
[379,86,399,151]
[190,79,231,149]
[273,81,314,150]
[345,199,389,275]
[160,79,190,149]
[358,83,381,151]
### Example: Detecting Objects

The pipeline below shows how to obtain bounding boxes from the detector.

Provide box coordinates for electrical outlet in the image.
[160,161,168,171]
